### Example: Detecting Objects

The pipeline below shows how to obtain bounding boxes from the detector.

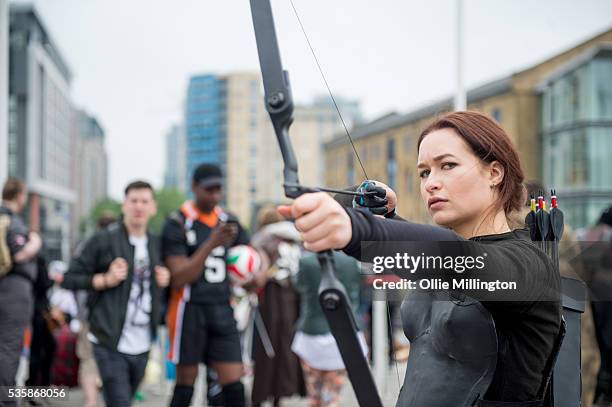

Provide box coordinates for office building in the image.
[164,123,186,193]
[9,4,76,260]
[74,110,108,237]
[324,28,612,228]
[0,0,8,186]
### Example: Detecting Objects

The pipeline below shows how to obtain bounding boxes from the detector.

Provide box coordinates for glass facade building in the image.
[540,48,612,228]
[185,74,226,192]
[163,123,186,193]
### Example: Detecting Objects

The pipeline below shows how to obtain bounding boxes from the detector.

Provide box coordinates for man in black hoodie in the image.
[0,178,42,407]
[63,181,171,407]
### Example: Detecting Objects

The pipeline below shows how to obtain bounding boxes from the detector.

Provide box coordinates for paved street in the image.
[39,362,407,407]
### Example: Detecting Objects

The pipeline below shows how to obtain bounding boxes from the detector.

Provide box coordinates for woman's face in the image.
[417,128,500,230]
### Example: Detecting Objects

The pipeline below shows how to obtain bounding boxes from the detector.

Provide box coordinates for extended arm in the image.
[165,239,218,288]
[13,232,42,263]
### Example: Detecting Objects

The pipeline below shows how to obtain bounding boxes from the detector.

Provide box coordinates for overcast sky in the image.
[12,0,612,198]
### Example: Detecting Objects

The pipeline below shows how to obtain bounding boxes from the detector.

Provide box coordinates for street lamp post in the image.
[454,0,466,111]
[0,0,8,186]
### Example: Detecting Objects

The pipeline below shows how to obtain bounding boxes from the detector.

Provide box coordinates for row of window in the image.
[540,57,612,129]
[543,126,612,190]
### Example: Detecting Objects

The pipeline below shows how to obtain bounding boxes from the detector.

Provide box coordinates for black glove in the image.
[353,180,389,216]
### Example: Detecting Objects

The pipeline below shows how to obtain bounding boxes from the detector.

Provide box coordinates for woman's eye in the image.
[441,162,457,170]
[419,169,430,178]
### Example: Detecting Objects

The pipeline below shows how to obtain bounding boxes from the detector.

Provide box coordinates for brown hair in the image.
[2,177,26,201]
[418,111,525,214]
[124,180,155,198]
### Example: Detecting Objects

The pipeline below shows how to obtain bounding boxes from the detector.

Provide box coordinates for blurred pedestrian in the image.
[48,261,80,387]
[249,205,305,407]
[0,178,42,407]
[73,212,117,407]
[580,206,612,406]
[26,255,55,387]
[62,181,171,407]
[162,163,250,407]
[292,251,366,407]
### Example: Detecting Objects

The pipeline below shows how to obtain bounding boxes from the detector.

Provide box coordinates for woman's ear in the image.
[489,161,505,188]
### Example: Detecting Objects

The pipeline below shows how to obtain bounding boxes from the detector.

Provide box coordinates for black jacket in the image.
[62,222,163,351]
[343,208,562,402]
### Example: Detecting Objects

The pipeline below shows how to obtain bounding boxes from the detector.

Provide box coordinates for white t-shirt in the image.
[116,235,152,355]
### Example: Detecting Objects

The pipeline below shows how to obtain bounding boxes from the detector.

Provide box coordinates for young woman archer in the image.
[279,111,562,406]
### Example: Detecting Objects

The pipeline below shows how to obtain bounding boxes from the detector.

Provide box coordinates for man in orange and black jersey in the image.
[162,163,250,407]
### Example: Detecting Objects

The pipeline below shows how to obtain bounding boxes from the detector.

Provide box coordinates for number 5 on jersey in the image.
[204,246,226,283]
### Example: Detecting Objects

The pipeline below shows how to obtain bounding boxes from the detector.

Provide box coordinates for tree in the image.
[90,198,122,220]
[80,198,122,238]
[82,189,186,237]
[149,188,187,234]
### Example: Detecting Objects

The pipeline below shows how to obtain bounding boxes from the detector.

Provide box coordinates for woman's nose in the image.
[424,177,442,193]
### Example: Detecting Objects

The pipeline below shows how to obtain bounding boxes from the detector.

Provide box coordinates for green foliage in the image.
[84,188,186,237]
[79,198,122,238]
[91,198,122,220]
[149,188,187,234]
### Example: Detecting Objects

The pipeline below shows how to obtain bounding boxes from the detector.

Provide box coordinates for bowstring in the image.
[288,0,368,181]
[288,0,402,391]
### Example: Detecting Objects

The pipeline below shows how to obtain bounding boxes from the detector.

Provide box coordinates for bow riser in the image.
[249,1,383,405]
[318,255,385,407]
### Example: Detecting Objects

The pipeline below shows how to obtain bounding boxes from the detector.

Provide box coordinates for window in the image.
[587,127,612,189]
[492,108,502,123]
[593,57,612,120]
[39,64,46,179]
[569,130,587,186]
[359,147,368,163]
[404,169,414,193]
[387,138,396,161]
[386,139,397,190]
[404,135,413,153]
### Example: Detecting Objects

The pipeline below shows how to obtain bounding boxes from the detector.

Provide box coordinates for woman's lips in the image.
[428,198,448,210]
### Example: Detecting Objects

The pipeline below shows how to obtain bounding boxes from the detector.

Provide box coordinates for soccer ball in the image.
[227,245,261,284]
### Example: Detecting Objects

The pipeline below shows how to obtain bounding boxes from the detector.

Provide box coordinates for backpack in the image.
[0,213,12,277]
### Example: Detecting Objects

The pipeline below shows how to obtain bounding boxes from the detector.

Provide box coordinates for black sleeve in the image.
[33,256,52,309]
[342,207,462,258]
[161,216,188,259]
[384,209,405,221]
[6,216,28,255]
[62,232,102,290]
[478,240,559,310]
[342,207,558,307]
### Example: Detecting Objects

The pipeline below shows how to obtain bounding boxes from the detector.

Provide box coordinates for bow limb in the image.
[249,1,383,406]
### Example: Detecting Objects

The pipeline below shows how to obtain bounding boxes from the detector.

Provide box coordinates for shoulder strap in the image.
[538,317,566,405]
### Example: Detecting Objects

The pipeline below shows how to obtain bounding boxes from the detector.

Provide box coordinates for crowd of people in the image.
[0,111,611,407]
[0,163,381,407]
